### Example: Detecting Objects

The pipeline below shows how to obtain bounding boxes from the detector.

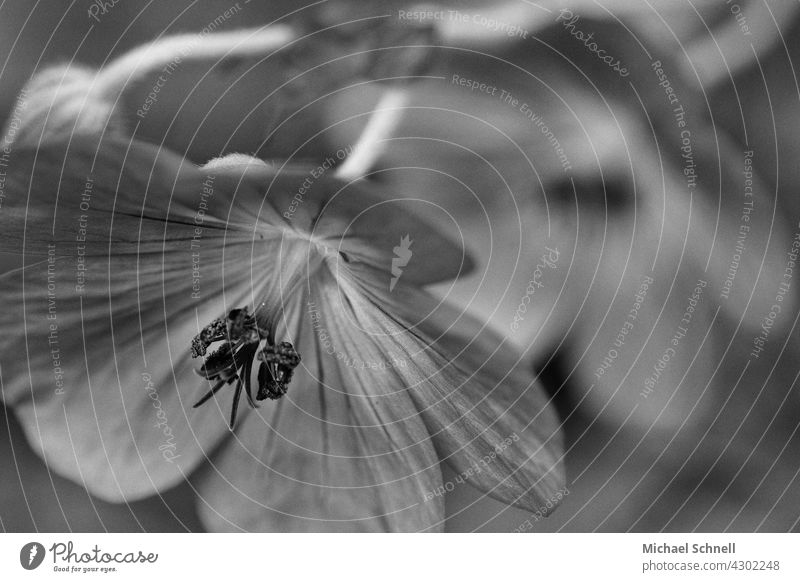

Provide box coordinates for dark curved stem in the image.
[229,378,244,429]
[243,356,259,409]
[192,379,226,408]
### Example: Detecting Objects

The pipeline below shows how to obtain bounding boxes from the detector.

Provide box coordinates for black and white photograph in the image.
[0,0,799,578]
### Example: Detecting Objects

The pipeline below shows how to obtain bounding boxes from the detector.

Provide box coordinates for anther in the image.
[256,342,301,400]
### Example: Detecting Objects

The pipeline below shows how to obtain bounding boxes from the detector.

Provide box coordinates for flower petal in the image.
[0,137,286,501]
[206,154,475,288]
[356,276,567,512]
[195,229,563,529]
[194,268,445,532]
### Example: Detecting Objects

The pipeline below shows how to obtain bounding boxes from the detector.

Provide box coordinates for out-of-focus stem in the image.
[92,25,296,100]
[335,88,409,181]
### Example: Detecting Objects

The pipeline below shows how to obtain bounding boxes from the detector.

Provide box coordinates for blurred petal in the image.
[236,160,476,288]
[6,65,125,148]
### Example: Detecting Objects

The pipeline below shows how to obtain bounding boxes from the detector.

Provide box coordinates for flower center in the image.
[190,306,301,428]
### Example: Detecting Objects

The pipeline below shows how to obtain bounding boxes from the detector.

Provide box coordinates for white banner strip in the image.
[1,533,798,580]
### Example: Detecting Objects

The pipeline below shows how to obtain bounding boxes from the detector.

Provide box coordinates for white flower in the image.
[0,20,564,531]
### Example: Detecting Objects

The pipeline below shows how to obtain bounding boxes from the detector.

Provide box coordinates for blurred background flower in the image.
[1,0,800,532]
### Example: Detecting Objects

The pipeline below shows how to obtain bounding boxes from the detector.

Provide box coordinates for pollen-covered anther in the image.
[190,317,227,358]
[189,307,301,429]
[256,342,301,401]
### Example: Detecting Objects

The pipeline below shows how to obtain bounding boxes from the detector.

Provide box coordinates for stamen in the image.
[256,342,301,400]
[190,307,301,429]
